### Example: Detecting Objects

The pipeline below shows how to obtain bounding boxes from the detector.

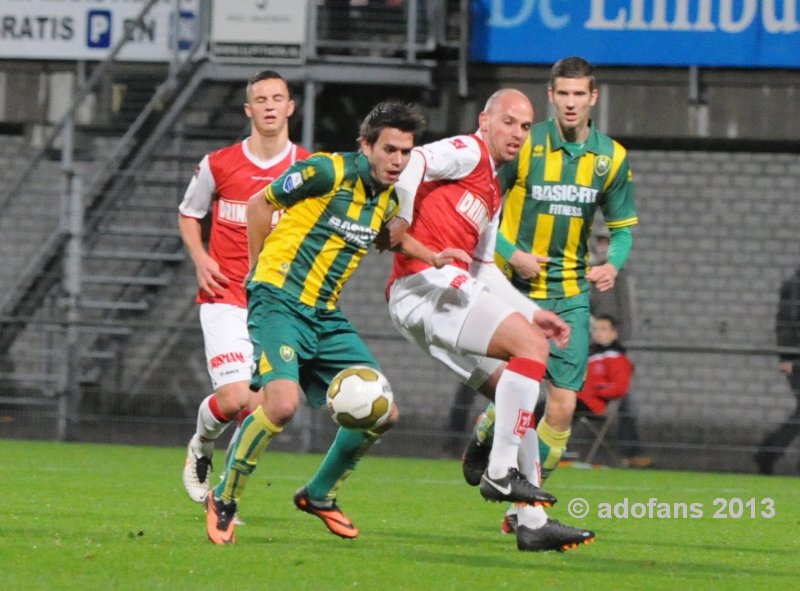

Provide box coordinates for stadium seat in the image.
[576,398,623,465]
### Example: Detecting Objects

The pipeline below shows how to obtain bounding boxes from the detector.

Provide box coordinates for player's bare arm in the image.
[374,217,409,252]
[586,262,618,292]
[246,189,277,270]
[177,214,229,297]
[392,232,471,269]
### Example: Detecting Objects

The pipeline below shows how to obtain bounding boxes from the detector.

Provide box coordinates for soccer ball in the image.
[326,366,393,431]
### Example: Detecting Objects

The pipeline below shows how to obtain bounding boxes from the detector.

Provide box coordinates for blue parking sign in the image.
[87,10,112,49]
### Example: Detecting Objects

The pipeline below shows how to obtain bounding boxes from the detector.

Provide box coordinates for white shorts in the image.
[470,260,539,322]
[388,265,517,388]
[199,303,254,390]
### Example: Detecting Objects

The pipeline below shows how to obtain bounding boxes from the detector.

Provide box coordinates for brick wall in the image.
[343,150,800,473]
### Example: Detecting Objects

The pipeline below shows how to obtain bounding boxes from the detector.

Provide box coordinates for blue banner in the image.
[471,1,800,68]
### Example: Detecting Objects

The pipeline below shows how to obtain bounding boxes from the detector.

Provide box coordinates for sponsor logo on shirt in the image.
[455,190,490,232]
[218,198,247,225]
[530,184,598,204]
[329,216,378,249]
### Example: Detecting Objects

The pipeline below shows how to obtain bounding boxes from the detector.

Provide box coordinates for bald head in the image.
[479,88,534,166]
[483,88,532,115]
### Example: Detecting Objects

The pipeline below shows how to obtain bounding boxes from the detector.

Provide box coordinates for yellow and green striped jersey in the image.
[252,151,398,310]
[497,118,638,299]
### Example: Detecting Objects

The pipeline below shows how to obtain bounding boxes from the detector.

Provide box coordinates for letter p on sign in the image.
[87,10,112,48]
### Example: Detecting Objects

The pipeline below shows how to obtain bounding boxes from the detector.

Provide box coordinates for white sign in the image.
[0,0,198,62]
[210,1,307,62]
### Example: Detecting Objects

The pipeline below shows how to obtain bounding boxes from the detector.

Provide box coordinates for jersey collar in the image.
[547,118,601,155]
[355,151,378,195]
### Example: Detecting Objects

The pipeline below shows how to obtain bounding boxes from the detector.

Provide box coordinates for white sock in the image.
[487,363,541,480]
[192,394,231,457]
[518,504,548,529]
[516,425,548,529]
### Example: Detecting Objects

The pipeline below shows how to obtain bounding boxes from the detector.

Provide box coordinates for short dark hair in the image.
[358,101,426,145]
[594,313,618,328]
[550,57,596,91]
[246,70,291,101]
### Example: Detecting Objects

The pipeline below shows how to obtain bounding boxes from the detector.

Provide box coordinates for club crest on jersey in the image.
[594,155,612,176]
[279,345,295,362]
[283,172,304,192]
[383,194,400,222]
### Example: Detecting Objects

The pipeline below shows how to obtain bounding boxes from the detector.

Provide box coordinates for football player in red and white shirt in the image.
[178,70,309,504]
[387,89,592,550]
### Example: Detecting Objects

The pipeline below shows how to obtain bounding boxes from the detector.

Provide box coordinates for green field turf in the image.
[1,439,797,591]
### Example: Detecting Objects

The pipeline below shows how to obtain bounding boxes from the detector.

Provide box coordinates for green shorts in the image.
[535,291,590,392]
[247,283,379,408]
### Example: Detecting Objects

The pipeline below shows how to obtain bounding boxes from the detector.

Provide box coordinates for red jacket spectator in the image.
[577,340,633,415]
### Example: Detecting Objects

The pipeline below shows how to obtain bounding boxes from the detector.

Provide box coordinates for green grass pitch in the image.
[1,439,797,590]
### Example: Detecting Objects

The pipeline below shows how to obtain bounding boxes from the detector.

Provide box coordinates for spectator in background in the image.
[755,265,800,475]
[577,314,653,468]
[577,314,631,414]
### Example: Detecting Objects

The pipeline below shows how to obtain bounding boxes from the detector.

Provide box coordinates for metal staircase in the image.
[0,0,462,440]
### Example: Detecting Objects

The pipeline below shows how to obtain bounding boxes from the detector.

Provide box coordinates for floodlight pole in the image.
[57,103,84,441]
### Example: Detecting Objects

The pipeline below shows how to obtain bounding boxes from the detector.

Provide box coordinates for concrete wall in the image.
[341,148,800,474]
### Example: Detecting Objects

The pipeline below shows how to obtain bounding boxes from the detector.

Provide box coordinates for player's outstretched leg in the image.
[516,519,595,552]
[205,407,281,544]
[293,487,359,539]
[293,427,382,538]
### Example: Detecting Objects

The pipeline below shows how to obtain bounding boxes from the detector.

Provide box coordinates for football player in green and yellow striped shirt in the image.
[463,57,638,534]
[205,101,467,545]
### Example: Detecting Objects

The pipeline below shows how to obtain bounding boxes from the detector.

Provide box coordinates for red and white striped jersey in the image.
[178,139,310,306]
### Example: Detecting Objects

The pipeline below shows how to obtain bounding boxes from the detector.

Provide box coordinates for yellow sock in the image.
[537,418,570,481]
[216,406,282,503]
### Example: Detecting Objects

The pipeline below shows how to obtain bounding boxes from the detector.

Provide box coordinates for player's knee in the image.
[513,331,550,363]
[263,383,301,426]
[216,381,254,416]
[545,392,577,426]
